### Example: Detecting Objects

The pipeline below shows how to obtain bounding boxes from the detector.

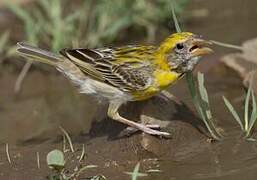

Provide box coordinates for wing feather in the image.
[60,46,156,91]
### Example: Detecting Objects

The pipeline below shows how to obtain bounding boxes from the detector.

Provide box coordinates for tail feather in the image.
[16,42,87,87]
[17,42,62,66]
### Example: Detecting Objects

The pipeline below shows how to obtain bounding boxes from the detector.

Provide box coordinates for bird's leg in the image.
[108,101,171,137]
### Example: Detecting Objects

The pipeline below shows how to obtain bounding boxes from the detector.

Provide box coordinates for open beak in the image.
[189,38,213,57]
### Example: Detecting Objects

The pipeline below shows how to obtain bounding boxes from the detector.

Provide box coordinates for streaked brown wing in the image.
[60,46,154,91]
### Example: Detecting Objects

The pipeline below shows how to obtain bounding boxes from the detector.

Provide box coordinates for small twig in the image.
[14,61,32,94]
[62,134,68,153]
[79,144,85,162]
[59,126,74,153]
[6,143,11,164]
[36,152,40,169]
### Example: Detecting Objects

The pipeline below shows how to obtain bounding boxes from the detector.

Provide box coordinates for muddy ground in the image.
[0,0,257,180]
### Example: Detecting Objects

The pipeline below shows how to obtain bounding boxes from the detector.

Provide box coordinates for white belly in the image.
[57,64,132,102]
[79,78,132,101]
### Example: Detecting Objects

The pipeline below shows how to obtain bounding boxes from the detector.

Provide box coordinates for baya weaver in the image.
[17,32,212,137]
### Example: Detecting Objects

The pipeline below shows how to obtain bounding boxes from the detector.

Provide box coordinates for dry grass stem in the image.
[36,152,40,169]
[14,61,32,94]
[59,126,75,153]
[6,143,11,164]
[79,144,85,162]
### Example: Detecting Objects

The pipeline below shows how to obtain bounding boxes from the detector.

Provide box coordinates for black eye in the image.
[176,43,184,50]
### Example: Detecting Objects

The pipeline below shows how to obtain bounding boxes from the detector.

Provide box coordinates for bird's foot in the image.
[123,124,171,138]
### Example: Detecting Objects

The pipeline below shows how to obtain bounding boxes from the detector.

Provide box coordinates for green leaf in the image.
[46,149,65,171]
[223,96,244,131]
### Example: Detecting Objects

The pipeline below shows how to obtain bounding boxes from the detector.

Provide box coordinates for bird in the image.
[16,32,213,137]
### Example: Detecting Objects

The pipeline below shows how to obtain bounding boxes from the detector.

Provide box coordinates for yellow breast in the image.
[131,70,180,101]
[131,48,181,101]
[153,69,180,89]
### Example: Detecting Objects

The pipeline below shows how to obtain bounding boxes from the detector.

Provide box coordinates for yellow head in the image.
[157,32,213,72]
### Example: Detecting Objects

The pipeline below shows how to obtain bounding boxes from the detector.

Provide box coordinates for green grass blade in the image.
[196,103,214,136]
[223,96,244,131]
[38,0,51,14]
[197,72,213,120]
[7,2,32,23]
[171,0,181,33]
[7,2,41,44]
[197,72,224,138]
[247,91,257,136]
[186,73,197,101]
[102,16,131,41]
[244,86,252,131]
[186,73,221,140]
[132,162,140,180]
[0,31,9,54]
[197,72,209,103]
[124,162,148,180]
[197,72,223,137]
